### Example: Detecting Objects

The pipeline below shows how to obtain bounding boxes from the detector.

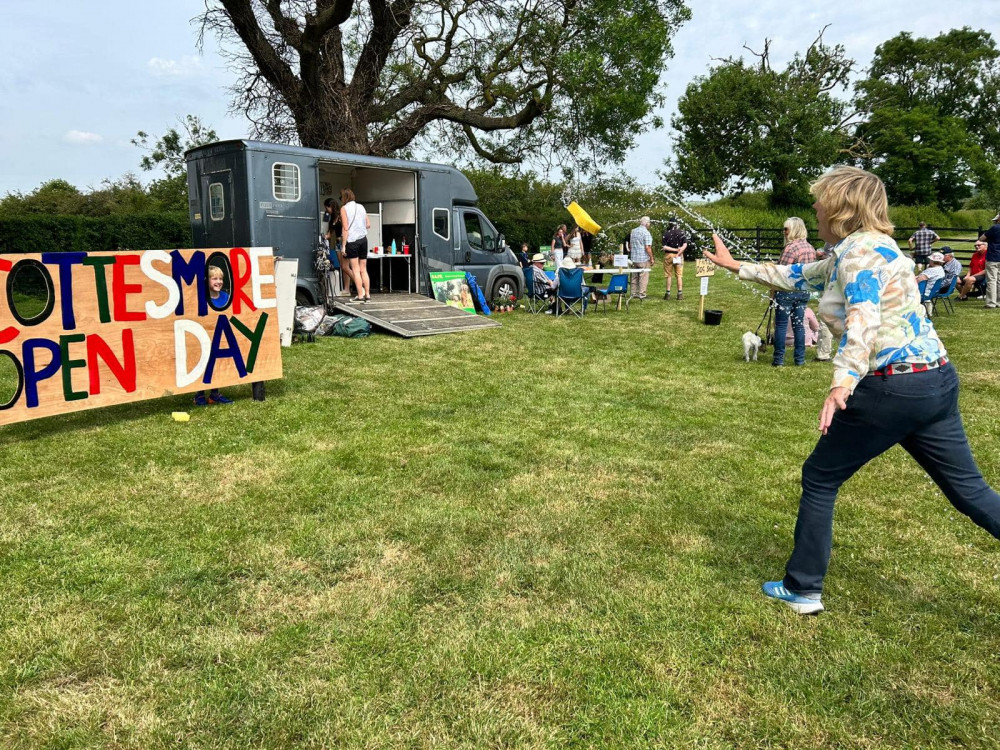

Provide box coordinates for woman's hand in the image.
[818,387,850,435]
[702,234,742,273]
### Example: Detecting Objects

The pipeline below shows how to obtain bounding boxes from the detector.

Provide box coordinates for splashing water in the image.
[560,184,801,317]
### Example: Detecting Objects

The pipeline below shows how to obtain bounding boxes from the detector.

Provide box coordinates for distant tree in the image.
[0,179,84,215]
[133,115,219,211]
[853,28,1000,209]
[669,30,858,207]
[133,115,219,179]
[196,0,689,168]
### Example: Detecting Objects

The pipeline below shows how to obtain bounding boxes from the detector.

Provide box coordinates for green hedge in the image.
[0,212,192,255]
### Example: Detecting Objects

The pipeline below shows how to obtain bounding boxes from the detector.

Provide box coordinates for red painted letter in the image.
[112,255,147,322]
[87,329,137,395]
[229,247,256,314]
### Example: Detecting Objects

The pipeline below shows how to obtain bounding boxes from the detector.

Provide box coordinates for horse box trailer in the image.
[185,140,522,305]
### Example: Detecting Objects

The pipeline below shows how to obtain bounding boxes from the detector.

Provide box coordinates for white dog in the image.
[742,331,762,362]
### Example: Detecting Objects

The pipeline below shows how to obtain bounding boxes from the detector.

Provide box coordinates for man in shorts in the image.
[661,219,688,300]
[908,221,939,270]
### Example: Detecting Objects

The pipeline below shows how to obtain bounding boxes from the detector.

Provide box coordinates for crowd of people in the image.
[515,210,1000,365]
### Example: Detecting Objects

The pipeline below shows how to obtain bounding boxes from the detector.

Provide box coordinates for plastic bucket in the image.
[704,309,723,325]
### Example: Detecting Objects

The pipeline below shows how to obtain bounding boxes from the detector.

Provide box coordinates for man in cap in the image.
[941,247,962,289]
[916,251,946,316]
[983,213,1000,309]
[908,221,939,270]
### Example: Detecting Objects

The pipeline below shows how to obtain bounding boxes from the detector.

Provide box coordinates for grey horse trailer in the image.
[185,140,522,305]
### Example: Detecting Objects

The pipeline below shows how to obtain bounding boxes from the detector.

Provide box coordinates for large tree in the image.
[197,0,689,167]
[669,31,857,207]
[853,27,1000,209]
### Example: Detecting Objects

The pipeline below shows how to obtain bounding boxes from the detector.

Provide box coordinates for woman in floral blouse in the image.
[704,165,1000,615]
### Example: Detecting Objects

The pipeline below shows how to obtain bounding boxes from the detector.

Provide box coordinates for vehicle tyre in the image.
[491,276,518,302]
[296,289,314,306]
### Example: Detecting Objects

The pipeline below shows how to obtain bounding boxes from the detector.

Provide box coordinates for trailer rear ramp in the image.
[332,293,501,337]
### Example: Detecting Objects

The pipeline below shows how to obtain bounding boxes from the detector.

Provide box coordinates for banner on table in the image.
[429,271,476,313]
[0,247,282,425]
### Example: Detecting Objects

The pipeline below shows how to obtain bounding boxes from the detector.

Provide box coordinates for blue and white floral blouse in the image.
[738,230,946,393]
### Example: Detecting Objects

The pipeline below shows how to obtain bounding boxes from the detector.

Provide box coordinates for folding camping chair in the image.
[556,267,586,317]
[595,274,629,313]
[522,267,550,314]
[931,276,958,315]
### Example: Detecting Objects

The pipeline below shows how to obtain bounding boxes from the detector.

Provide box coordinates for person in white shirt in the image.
[340,188,372,302]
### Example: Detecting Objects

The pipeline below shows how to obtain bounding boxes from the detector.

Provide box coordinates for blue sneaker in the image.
[762,581,824,615]
[193,394,208,407]
[209,393,234,405]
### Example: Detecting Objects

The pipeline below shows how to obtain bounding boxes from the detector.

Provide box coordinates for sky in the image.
[0,1,994,196]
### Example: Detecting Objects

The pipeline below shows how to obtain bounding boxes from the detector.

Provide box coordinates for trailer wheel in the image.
[296,289,314,306]
[491,276,518,302]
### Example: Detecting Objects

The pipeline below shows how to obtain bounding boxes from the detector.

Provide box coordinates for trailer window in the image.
[432,208,449,240]
[272,162,301,202]
[209,182,225,221]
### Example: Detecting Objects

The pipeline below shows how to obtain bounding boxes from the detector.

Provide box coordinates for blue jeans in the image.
[772,291,810,365]
[784,363,1000,594]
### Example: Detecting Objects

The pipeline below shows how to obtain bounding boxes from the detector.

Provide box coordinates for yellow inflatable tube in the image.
[567,201,601,234]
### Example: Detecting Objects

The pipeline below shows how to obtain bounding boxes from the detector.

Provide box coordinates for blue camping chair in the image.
[931,275,959,315]
[522,267,550,314]
[595,274,629,313]
[919,277,944,306]
[556,267,586,317]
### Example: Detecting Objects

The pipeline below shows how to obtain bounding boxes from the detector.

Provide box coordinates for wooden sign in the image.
[695,259,716,277]
[0,247,282,425]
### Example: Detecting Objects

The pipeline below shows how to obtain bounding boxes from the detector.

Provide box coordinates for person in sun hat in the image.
[703,165,1000,616]
[528,252,554,299]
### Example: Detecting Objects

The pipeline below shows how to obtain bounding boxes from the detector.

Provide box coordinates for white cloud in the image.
[63,130,103,144]
[147,55,204,77]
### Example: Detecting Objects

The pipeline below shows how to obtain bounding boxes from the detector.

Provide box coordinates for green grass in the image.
[2,270,1000,748]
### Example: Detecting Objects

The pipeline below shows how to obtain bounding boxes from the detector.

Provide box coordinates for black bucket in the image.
[704,309,723,326]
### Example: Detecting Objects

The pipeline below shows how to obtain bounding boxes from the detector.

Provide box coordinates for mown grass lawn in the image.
[2,269,999,749]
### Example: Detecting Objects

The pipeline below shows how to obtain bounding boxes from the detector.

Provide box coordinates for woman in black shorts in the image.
[340,188,371,302]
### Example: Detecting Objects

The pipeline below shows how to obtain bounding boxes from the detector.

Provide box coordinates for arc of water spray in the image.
[560,182,804,316]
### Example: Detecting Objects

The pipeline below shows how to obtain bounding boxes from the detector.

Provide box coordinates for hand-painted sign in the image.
[0,247,282,425]
[695,259,716,277]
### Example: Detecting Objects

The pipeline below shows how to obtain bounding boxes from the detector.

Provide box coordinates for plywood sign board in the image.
[0,248,283,426]
[695,259,716,277]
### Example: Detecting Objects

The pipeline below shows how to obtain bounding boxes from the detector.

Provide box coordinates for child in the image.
[194,266,234,406]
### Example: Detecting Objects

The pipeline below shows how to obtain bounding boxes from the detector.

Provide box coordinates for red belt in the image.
[872,357,948,377]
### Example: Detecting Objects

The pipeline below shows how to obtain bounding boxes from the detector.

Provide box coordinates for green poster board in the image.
[429,271,476,313]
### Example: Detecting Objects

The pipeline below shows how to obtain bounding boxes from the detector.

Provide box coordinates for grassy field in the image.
[2,269,1000,748]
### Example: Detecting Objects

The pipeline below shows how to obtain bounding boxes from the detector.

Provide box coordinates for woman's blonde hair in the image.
[810,166,893,239]
[783,216,808,242]
[340,188,356,203]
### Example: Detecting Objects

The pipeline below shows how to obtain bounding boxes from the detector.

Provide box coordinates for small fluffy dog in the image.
[742,331,762,362]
